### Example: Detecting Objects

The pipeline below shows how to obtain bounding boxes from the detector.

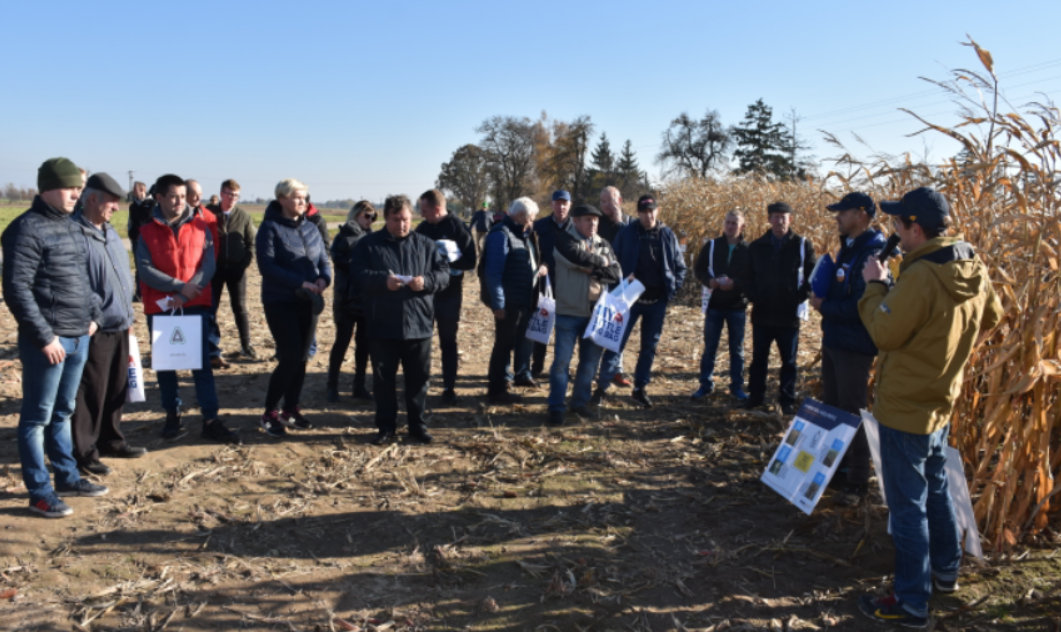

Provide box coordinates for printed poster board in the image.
[761,398,860,515]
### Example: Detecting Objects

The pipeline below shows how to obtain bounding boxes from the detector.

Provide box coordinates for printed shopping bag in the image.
[525,274,556,344]
[583,277,645,353]
[150,311,203,371]
[126,333,146,402]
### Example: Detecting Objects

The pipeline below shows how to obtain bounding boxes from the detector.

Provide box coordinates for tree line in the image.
[436,99,810,214]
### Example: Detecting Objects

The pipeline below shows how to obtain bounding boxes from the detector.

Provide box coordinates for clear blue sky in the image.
[2,0,1057,203]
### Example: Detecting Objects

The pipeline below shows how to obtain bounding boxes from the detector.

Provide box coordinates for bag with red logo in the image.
[525,274,556,345]
[583,277,645,353]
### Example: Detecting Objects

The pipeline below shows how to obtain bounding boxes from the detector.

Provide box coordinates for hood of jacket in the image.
[901,237,988,304]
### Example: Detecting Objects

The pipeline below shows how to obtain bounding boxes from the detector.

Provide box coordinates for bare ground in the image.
[0,268,1059,632]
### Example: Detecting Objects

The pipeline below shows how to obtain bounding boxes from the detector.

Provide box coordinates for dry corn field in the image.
[664,39,1060,552]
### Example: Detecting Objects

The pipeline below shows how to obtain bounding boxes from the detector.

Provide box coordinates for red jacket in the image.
[139,215,214,314]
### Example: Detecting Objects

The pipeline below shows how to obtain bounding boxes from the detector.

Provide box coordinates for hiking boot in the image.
[57,479,109,497]
[631,388,653,408]
[440,389,459,405]
[857,593,927,629]
[612,373,632,387]
[29,496,73,518]
[260,410,286,438]
[161,409,186,441]
[690,384,714,400]
[408,426,433,444]
[79,460,111,476]
[487,390,522,405]
[280,407,313,430]
[202,418,241,445]
[370,430,397,445]
[352,382,373,401]
[210,356,230,370]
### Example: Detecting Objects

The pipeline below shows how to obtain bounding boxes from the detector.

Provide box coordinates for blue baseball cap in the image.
[552,190,571,202]
[880,187,949,230]
[826,192,876,217]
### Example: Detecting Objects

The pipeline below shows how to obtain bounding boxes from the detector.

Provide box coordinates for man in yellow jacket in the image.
[856,187,1003,628]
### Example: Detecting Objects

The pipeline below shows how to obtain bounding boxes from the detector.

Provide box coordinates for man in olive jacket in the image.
[351,195,449,445]
[207,179,257,359]
[856,187,1002,627]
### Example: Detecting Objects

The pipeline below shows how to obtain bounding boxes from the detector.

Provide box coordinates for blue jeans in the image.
[699,307,746,392]
[548,314,604,413]
[748,323,799,405]
[17,333,90,502]
[598,299,668,390]
[879,423,961,617]
[147,307,219,418]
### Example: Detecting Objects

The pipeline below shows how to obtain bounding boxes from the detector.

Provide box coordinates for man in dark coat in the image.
[206,179,257,359]
[351,195,449,445]
[1,157,108,517]
[530,189,572,377]
[415,189,476,405]
[744,201,816,415]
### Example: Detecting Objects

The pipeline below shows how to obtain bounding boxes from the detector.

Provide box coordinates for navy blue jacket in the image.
[820,228,886,355]
[612,221,688,302]
[351,228,449,340]
[1,197,101,347]
[483,216,540,311]
[74,211,135,332]
[256,201,332,305]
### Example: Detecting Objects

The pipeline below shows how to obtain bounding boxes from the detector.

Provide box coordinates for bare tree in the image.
[437,144,490,215]
[657,110,731,178]
[477,115,539,206]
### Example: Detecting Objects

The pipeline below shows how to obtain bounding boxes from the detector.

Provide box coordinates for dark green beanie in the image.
[37,157,83,191]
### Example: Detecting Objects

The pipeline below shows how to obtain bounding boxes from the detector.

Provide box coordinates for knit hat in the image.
[38,157,83,192]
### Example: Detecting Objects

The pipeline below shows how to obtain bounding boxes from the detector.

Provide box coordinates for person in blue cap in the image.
[809,192,887,501]
[529,189,573,380]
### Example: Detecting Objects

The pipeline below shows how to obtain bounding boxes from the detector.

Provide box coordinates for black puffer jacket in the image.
[1,196,101,347]
[330,219,368,316]
[745,229,816,328]
[351,229,449,340]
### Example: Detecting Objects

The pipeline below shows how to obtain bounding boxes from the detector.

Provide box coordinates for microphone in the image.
[878,233,901,263]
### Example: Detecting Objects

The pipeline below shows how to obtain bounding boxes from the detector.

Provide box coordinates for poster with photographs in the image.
[761,398,860,515]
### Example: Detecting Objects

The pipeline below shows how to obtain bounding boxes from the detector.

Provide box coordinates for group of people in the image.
[3,156,1003,629]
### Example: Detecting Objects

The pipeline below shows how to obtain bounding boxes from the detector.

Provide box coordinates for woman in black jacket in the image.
[255,178,331,438]
[326,200,375,402]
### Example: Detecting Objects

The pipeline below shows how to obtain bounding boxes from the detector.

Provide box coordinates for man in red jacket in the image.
[135,174,238,444]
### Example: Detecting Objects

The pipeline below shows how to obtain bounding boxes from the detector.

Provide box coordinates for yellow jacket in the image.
[859,237,1003,435]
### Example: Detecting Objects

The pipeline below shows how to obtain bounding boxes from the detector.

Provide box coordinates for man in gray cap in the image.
[71,173,146,476]
[1,158,109,518]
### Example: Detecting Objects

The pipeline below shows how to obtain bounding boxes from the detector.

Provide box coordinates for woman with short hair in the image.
[255,178,331,437]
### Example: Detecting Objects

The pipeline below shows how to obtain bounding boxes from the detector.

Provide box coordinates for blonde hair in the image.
[275,178,308,199]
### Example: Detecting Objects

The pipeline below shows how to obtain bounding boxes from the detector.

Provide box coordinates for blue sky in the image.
[1,0,1058,203]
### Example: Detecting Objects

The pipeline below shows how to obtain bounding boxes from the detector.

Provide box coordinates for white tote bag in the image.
[150,311,203,371]
[583,278,645,353]
[126,334,146,402]
[525,274,556,345]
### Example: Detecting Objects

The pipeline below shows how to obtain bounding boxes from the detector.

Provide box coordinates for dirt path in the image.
[1,268,1058,631]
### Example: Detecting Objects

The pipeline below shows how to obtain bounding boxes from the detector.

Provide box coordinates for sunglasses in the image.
[361,214,377,221]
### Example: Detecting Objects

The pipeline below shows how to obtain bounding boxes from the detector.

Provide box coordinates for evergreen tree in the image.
[590,133,615,177]
[731,99,798,180]
[616,140,646,198]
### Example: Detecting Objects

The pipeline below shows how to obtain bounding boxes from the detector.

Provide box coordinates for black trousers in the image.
[748,323,799,405]
[264,301,318,412]
[487,306,532,394]
[822,345,875,488]
[327,307,369,391]
[211,264,251,351]
[370,337,431,433]
[72,329,129,465]
[434,288,462,391]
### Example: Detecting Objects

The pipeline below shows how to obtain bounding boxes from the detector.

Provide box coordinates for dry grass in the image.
[661,37,1060,550]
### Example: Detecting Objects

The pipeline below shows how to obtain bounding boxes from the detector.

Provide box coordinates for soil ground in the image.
[1,265,1059,632]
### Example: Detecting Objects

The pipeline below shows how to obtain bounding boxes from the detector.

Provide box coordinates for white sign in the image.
[761,399,860,515]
